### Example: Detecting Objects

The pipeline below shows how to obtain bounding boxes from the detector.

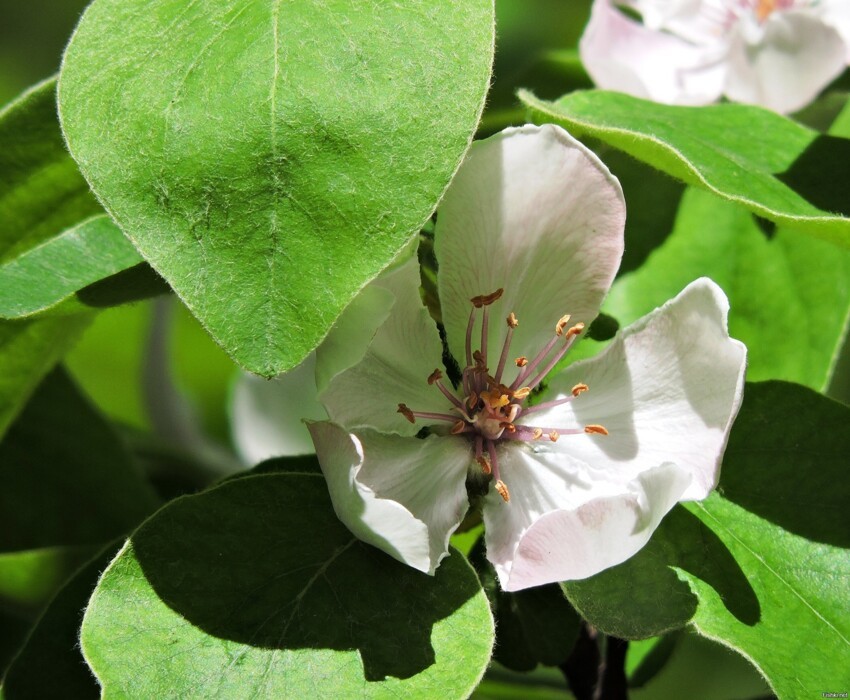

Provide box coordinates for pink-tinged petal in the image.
[536,278,746,502]
[308,422,471,575]
[435,124,625,385]
[230,352,328,463]
[482,441,691,590]
[725,11,847,113]
[319,247,449,436]
[580,0,727,105]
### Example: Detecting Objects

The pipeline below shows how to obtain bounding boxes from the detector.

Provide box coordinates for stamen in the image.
[467,391,479,409]
[499,422,517,433]
[494,312,518,383]
[451,420,467,434]
[397,403,415,423]
[566,322,585,338]
[555,314,571,336]
[486,440,501,482]
[494,479,510,503]
[548,430,560,442]
[532,428,543,440]
[525,324,585,391]
[512,386,532,400]
[572,383,589,397]
[481,303,490,371]
[465,306,475,368]
[521,394,577,416]
[515,356,528,367]
[432,376,467,412]
[474,435,491,474]
[427,369,443,385]
[585,424,609,436]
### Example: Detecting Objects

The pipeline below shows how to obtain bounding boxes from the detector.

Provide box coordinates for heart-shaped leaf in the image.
[59,0,495,375]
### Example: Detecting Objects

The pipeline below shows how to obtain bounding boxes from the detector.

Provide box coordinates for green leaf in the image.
[563,382,850,696]
[0,369,159,615]
[0,316,91,439]
[81,472,494,698]
[520,89,850,248]
[59,0,496,376]
[2,546,115,700]
[0,214,148,319]
[603,187,850,391]
[0,77,101,262]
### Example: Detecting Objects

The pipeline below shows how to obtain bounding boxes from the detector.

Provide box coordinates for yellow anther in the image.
[548,430,560,442]
[471,288,504,308]
[532,428,544,440]
[512,386,532,400]
[451,420,466,434]
[571,383,589,397]
[427,368,443,385]
[515,356,528,367]
[566,322,585,338]
[481,390,509,409]
[585,424,609,436]
[495,480,511,503]
[555,314,572,336]
[506,312,519,328]
[397,403,415,424]
[477,455,492,475]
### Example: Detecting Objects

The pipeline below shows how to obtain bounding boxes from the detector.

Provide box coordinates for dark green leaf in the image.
[59,0,496,375]
[521,89,850,248]
[1,546,117,700]
[0,369,159,616]
[563,382,850,696]
[81,472,494,697]
[0,77,100,262]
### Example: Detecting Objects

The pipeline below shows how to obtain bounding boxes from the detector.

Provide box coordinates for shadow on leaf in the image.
[776,134,850,218]
[131,472,480,682]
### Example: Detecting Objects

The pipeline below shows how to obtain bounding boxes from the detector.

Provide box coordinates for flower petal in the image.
[725,11,847,114]
[482,441,691,590]
[819,1,850,60]
[534,277,746,502]
[435,124,625,385]
[318,247,449,436]
[308,421,471,575]
[230,352,328,463]
[580,0,726,105]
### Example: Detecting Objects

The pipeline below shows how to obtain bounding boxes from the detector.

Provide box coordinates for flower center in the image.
[397,290,608,503]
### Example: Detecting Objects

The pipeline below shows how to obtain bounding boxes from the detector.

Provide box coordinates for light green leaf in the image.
[603,187,850,391]
[59,0,495,376]
[0,214,148,319]
[0,77,101,262]
[520,89,850,248]
[563,382,850,697]
[81,471,494,698]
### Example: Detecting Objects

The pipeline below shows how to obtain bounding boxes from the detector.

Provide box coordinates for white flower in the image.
[232,124,747,591]
[580,0,850,113]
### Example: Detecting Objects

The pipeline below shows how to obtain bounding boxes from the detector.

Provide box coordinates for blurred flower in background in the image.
[580,0,850,113]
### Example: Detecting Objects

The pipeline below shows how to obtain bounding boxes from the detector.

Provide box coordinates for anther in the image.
[555,314,572,336]
[451,420,466,434]
[512,386,532,400]
[532,428,543,440]
[467,391,479,409]
[397,403,415,424]
[427,369,443,385]
[506,312,518,328]
[566,322,585,338]
[495,480,510,502]
[470,288,504,308]
[477,455,492,475]
[585,424,609,435]
[515,356,528,367]
[548,430,560,442]
[499,422,516,433]
[571,383,589,397]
